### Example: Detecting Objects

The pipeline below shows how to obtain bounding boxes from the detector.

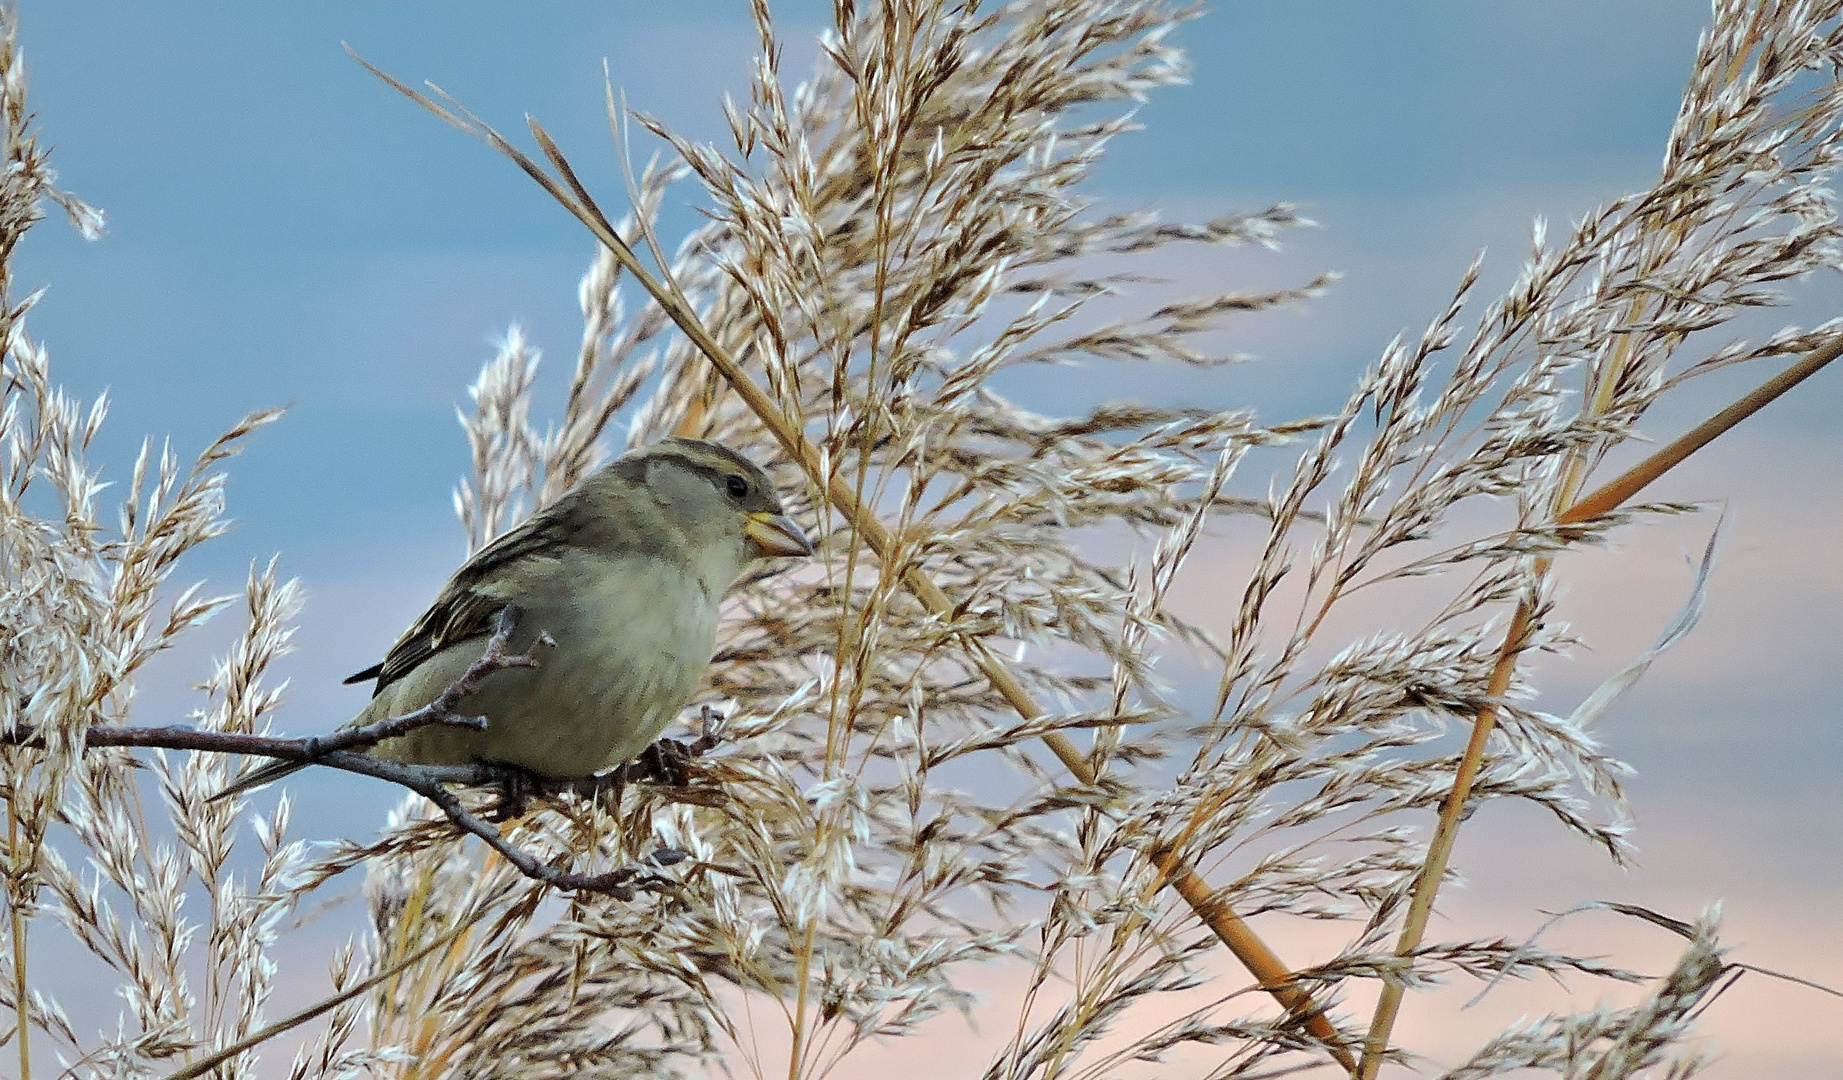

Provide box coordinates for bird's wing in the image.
[344,497,584,695]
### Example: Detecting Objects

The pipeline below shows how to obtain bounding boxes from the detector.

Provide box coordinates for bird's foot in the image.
[484,762,543,822]
[688,705,727,755]
[629,722,728,807]
[634,738,697,788]
[628,706,726,783]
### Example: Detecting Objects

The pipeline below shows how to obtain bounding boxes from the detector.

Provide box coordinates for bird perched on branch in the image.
[214,438,813,800]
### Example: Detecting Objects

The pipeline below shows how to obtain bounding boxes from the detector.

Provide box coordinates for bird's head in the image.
[614,438,814,578]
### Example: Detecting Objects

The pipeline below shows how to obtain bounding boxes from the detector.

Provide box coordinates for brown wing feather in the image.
[343,497,583,696]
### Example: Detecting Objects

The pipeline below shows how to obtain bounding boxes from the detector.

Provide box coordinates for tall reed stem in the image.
[7,804,28,1080]
[1357,335,1842,1078]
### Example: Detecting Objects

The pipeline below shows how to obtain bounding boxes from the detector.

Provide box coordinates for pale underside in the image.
[364,549,724,776]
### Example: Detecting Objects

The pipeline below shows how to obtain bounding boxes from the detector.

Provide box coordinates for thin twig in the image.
[2,725,690,898]
[308,604,542,757]
[408,778,683,896]
[339,53,1361,1071]
[1357,335,1843,1078]
[2,721,682,897]
[8,604,533,770]
[1,729,704,803]
[5,603,690,898]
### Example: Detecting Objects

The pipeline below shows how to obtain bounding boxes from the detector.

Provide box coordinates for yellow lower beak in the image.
[745,512,815,558]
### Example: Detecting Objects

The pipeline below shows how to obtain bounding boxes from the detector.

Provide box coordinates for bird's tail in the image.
[208,759,310,803]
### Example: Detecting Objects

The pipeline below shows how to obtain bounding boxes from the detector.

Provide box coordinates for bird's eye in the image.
[725,474,749,499]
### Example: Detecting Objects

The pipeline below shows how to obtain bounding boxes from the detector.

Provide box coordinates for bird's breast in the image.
[371,553,724,776]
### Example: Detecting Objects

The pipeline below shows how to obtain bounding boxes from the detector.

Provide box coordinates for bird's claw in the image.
[635,738,697,788]
[486,762,543,822]
[688,705,727,756]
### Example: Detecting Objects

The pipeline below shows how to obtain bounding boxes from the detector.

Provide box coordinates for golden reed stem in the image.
[1357,335,1842,1078]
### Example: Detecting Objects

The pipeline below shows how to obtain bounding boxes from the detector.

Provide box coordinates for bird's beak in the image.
[744,512,815,558]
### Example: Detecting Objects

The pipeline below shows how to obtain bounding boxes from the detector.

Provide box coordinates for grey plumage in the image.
[214,439,811,800]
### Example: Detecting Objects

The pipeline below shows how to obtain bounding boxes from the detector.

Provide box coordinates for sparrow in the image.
[214,438,812,800]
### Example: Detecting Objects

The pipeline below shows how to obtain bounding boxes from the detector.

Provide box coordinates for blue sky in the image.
[19,1,1804,570]
[14,3,1841,1075]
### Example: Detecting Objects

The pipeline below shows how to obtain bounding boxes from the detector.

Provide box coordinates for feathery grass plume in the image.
[4,1,1839,1079]
[0,9,310,1080]
[1434,911,1731,1080]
